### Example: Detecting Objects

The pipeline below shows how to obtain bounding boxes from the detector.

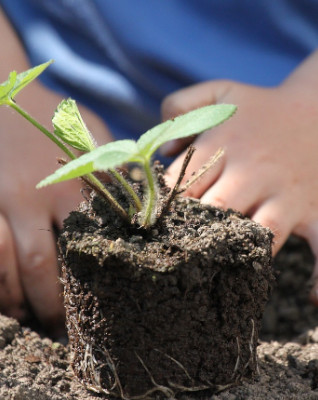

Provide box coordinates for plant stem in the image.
[11,100,130,221]
[82,173,130,221]
[9,100,76,160]
[141,157,157,227]
[110,169,142,212]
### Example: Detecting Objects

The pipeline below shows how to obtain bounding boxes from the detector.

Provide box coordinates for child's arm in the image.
[162,50,318,305]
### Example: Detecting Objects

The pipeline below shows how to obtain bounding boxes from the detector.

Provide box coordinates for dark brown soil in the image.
[0,237,318,399]
[0,183,318,399]
[58,192,273,398]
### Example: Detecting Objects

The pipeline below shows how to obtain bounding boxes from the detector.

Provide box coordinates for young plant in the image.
[0,61,236,227]
[0,61,132,220]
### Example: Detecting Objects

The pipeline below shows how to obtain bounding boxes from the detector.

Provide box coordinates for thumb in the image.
[160,80,232,156]
[161,79,232,121]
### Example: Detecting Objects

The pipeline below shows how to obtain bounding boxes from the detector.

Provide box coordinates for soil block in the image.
[59,190,274,399]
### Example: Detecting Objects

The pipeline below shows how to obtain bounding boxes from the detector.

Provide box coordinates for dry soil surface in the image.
[0,236,318,400]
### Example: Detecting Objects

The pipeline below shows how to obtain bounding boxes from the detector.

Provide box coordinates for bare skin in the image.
[161,49,318,306]
[0,10,113,335]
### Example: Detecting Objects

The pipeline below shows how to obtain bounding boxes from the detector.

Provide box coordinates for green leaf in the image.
[93,140,140,170]
[0,60,53,105]
[137,104,236,158]
[37,139,139,187]
[10,60,53,99]
[53,99,96,152]
[37,103,236,194]
[0,71,17,105]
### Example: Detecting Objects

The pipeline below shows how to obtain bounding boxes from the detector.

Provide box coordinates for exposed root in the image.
[76,343,242,400]
[158,144,195,222]
[231,336,241,379]
[178,147,224,193]
[96,345,125,397]
[66,305,122,398]
[154,348,193,382]
[72,330,250,400]
[135,351,239,399]
[168,380,237,394]
[80,344,112,396]
[208,270,219,293]
[242,318,258,374]
[135,352,176,399]
[167,381,209,392]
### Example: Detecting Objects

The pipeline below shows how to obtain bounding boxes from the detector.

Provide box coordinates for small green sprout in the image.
[0,60,129,219]
[0,60,75,159]
[53,99,96,152]
[0,61,237,227]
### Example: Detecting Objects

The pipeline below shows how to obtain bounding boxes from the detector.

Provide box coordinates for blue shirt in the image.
[2,0,318,140]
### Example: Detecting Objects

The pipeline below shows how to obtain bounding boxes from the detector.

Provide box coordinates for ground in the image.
[0,236,318,400]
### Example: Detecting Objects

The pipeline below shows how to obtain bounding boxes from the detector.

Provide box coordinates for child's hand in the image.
[162,50,318,305]
[0,8,113,334]
[0,83,113,335]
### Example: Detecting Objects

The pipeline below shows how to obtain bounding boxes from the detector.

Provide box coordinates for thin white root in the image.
[135,352,176,399]
[179,147,224,193]
[243,318,258,373]
[70,313,254,400]
[154,348,193,382]
[232,336,241,379]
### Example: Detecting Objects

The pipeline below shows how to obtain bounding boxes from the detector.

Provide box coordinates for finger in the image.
[160,81,231,157]
[200,165,266,214]
[161,80,232,121]
[52,180,83,230]
[251,196,299,256]
[0,214,25,319]
[9,212,65,330]
[294,221,318,306]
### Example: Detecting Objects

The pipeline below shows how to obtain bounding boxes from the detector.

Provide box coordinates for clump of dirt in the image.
[57,185,274,398]
[1,170,318,400]
[0,236,318,399]
[0,314,93,400]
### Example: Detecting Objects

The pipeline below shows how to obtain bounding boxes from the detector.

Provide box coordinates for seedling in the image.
[0,61,236,227]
